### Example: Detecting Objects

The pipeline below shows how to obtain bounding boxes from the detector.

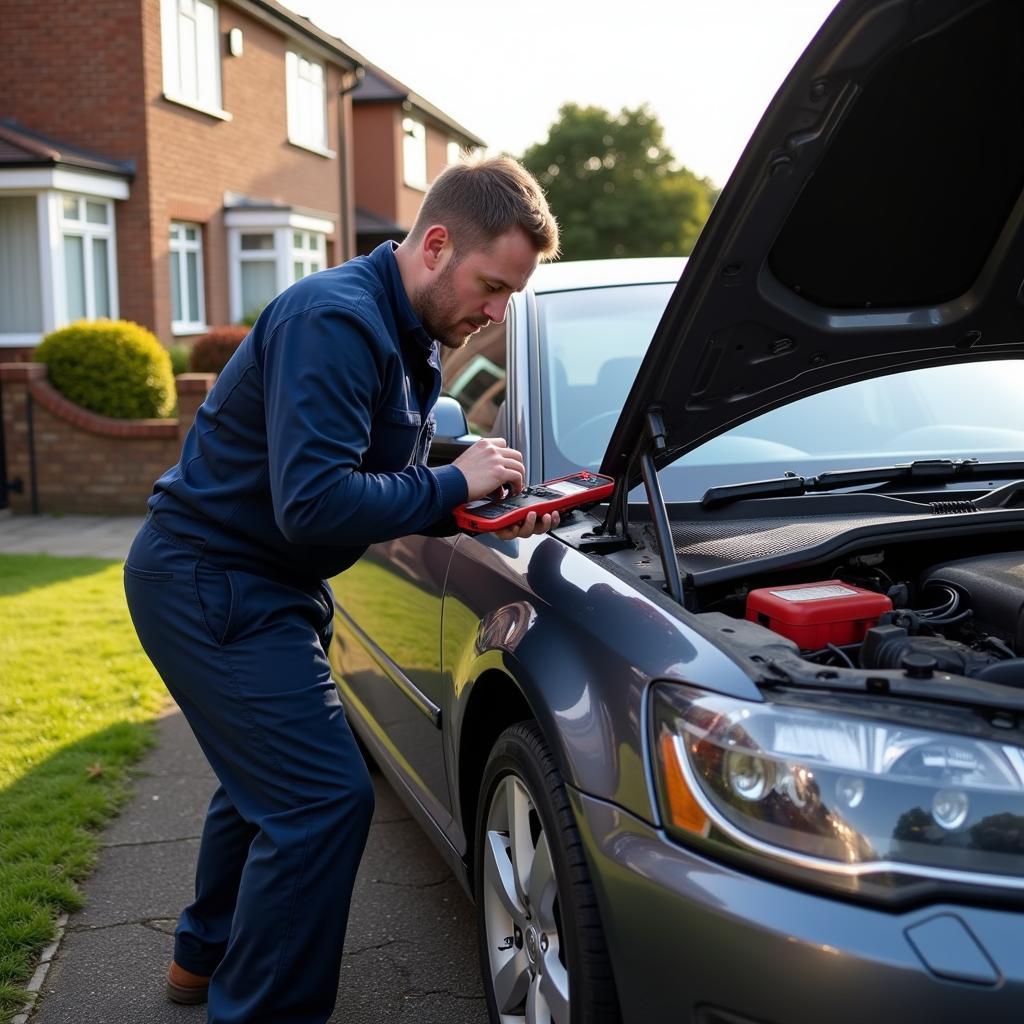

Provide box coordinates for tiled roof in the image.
[0,119,134,177]
[246,0,366,69]
[353,66,486,148]
[355,206,407,235]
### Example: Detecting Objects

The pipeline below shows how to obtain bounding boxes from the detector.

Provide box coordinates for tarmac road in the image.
[27,708,487,1024]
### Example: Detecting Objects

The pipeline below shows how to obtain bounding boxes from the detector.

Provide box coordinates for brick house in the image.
[352,64,485,255]
[0,0,371,351]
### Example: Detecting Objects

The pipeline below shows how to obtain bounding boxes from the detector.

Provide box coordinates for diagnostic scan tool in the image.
[453,472,615,534]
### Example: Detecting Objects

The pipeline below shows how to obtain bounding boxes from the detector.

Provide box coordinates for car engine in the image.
[741,552,1024,687]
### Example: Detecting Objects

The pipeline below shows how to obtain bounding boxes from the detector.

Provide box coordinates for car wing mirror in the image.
[429,396,476,466]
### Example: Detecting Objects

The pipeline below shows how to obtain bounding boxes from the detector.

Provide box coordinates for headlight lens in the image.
[652,683,1024,896]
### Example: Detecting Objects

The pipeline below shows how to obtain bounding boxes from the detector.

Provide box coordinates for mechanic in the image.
[123,156,560,1024]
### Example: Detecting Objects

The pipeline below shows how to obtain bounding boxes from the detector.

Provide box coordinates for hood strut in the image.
[640,410,685,604]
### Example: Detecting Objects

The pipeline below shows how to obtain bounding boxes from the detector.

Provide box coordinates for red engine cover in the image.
[746,579,893,650]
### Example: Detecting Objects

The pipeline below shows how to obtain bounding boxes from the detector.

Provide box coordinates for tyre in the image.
[474,721,621,1024]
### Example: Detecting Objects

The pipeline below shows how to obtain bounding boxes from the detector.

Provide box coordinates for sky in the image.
[283,0,839,189]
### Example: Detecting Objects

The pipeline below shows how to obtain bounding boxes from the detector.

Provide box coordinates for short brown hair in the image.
[407,156,559,261]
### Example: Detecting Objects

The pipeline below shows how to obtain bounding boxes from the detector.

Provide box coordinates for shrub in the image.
[189,325,249,375]
[168,343,190,376]
[35,319,175,419]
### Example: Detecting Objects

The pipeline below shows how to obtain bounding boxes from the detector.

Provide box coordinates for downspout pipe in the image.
[337,67,365,262]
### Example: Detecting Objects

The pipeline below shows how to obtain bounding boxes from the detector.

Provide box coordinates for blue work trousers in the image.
[123,518,375,1024]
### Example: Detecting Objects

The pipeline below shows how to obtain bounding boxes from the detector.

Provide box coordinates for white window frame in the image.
[225,209,334,323]
[290,229,326,283]
[447,140,463,166]
[402,117,427,190]
[0,169,128,347]
[160,0,229,120]
[56,194,118,325]
[285,51,333,156]
[169,221,207,335]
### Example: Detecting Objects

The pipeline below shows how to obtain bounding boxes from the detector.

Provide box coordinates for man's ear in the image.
[421,224,451,271]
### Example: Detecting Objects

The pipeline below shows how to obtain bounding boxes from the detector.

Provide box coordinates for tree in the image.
[521,103,718,261]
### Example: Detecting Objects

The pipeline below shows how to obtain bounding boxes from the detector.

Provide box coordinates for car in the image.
[328,1,1024,1021]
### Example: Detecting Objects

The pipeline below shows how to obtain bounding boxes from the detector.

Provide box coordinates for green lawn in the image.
[0,555,167,1022]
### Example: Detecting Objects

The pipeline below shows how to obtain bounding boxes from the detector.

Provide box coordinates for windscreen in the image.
[539,282,674,475]
[538,284,1024,501]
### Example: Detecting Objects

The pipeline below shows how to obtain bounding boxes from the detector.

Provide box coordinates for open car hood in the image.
[602,0,1024,488]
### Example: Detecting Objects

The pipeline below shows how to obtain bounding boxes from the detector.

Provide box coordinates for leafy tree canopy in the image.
[521,103,719,261]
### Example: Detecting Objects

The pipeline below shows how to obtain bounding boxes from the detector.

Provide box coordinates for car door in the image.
[330,321,510,831]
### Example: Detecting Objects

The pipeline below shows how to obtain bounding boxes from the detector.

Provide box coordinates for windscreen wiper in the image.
[700,458,1024,509]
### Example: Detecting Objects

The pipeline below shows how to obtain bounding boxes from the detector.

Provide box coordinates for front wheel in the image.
[474,721,621,1024]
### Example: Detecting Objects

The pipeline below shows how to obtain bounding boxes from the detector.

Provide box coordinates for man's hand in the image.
[494,509,560,541]
[452,437,526,500]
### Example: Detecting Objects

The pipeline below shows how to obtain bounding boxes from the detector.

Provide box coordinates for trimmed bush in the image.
[168,343,190,377]
[35,319,175,419]
[189,325,249,375]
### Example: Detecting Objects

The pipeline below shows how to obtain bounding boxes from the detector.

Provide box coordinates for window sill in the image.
[163,93,233,122]
[171,323,211,337]
[403,180,428,192]
[287,137,336,159]
[0,332,43,348]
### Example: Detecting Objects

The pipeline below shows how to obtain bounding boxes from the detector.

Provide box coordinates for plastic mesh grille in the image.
[666,512,937,572]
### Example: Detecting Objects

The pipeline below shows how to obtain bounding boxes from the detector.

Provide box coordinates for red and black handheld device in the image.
[453,471,615,534]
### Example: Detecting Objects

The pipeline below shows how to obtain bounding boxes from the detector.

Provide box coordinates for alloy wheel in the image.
[482,773,570,1024]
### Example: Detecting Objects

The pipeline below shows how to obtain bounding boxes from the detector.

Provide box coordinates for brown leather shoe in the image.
[166,960,210,1005]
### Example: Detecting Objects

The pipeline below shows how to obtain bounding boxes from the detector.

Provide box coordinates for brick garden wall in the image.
[0,364,213,515]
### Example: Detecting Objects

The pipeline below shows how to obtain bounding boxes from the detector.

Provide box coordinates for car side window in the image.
[440,321,507,436]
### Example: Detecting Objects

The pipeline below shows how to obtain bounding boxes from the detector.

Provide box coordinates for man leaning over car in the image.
[123,157,560,1024]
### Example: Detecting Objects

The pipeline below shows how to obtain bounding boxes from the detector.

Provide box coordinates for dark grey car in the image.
[329,2,1024,1021]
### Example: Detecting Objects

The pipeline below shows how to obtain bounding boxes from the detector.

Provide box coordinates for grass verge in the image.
[0,555,166,1022]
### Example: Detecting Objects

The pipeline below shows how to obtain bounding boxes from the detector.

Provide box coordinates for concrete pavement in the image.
[2,513,487,1022]
[0,513,144,560]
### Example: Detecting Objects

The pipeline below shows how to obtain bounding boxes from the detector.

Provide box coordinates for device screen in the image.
[545,480,587,496]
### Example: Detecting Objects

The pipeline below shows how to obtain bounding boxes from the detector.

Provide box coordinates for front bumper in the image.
[571,789,1024,1024]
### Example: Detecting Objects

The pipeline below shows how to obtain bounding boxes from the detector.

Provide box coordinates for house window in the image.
[291,230,325,282]
[225,209,335,323]
[286,52,327,151]
[161,0,222,112]
[169,222,206,333]
[237,232,277,323]
[403,117,427,189]
[447,140,463,166]
[59,195,116,322]
[0,197,43,334]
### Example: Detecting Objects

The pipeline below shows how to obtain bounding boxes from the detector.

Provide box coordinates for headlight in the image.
[651,683,1024,899]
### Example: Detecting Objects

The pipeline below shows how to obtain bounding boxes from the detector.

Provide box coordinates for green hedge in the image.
[35,320,175,420]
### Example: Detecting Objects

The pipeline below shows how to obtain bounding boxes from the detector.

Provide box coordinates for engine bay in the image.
[720,551,1024,689]
[558,489,1024,695]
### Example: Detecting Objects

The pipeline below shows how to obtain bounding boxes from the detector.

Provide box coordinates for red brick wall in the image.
[142,1,350,341]
[0,0,356,346]
[0,364,213,515]
[0,0,156,330]
[353,103,399,224]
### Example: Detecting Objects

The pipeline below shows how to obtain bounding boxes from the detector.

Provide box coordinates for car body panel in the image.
[440,532,758,832]
[329,536,457,825]
[573,787,1024,1024]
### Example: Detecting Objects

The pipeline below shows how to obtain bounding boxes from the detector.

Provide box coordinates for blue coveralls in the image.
[123,242,468,1024]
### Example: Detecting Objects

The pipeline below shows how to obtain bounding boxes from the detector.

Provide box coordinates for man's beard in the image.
[414,260,481,350]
